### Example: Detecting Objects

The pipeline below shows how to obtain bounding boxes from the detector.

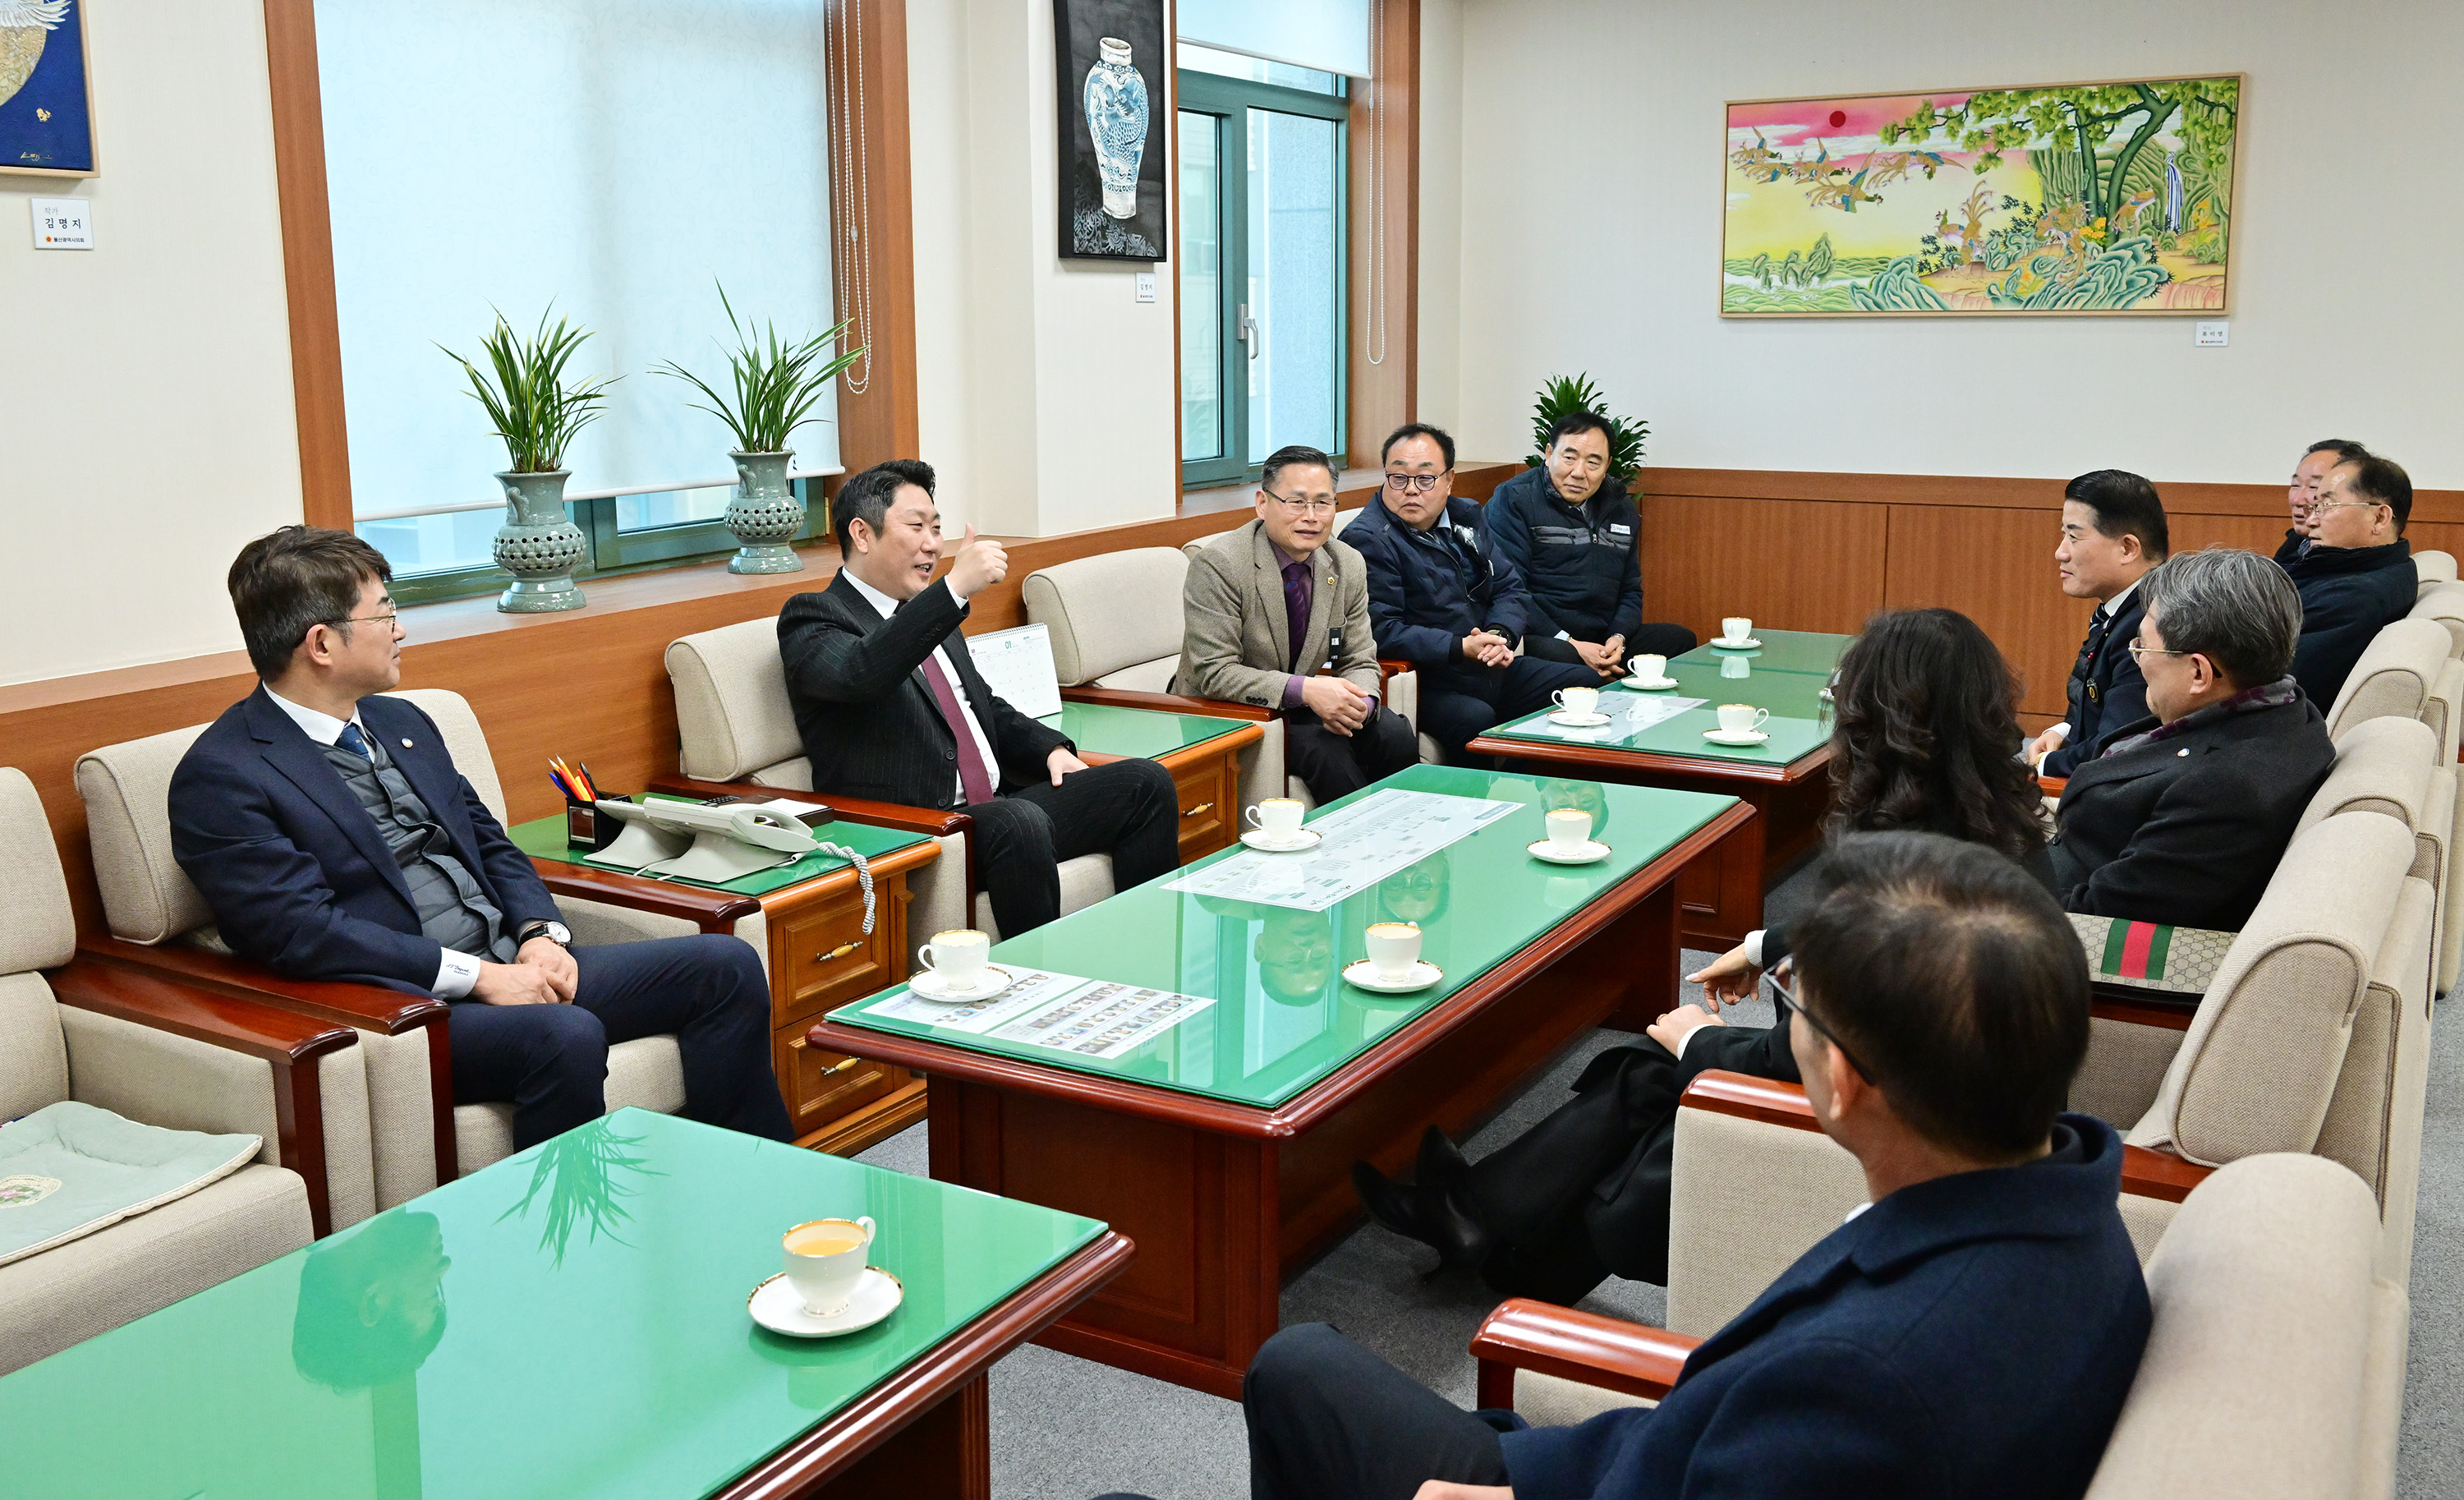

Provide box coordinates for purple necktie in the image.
[1281,556,1314,672]
[922,653,996,804]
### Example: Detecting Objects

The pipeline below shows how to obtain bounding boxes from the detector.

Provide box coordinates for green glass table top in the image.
[0,1111,1103,1500]
[511,798,932,897]
[1484,660,1836,767]
[1037,700,1253,758]
[830,764,1736,1110]
[1671,628,1855,677]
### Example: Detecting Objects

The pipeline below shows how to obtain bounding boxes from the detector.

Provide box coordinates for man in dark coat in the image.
[2273,437,2370,566]
[2282,452,2417,709]
[1343,423,1597,762]
[778,460,1179,937]
[2054,548,2337,932]
[2026,469,2167,776]
[1486,411,1694,678]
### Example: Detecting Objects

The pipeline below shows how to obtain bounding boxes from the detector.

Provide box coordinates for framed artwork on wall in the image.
[1053,0,1165,260]
[1722,75,2241,316]
[1,0,97,177]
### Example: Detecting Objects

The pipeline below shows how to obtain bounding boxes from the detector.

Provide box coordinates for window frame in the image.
[384,482,829,605]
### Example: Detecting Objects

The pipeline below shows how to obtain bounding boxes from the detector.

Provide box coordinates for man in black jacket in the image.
[1345,423,1597,762]
[1487,412,1694,677]
[2274,437,2370,566]
[2282,452,2417,708]
[2025,470,2166,776]
[777,460,1179,937]
[2053,548,2336,932]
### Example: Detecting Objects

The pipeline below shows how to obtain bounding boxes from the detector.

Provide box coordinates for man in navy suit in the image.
[172,527,791,1151]
[2025,470,2166,777]
[1225,832,2150,1500]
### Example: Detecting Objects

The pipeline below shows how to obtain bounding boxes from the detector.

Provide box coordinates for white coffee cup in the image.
[783,1215,876,1315]
[1552,686,1601,717]
[1722,616,1753,644]
[917,928,991,987]
[1628,653,1667,683]
[1546,808,1593,853]
[1246,798,1305,841]
[1717,703,1771,735]
[1363,921,1423,980]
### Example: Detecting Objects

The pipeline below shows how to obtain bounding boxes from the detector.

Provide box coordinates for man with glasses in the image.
[2280,451,2416,707]
[1342,422,1599,763]
[2051,548,2336,931]
[2276,437,2369,564]
[171,527,791,1152]
[1487,410,1696,678]
[1177,444,1418,803]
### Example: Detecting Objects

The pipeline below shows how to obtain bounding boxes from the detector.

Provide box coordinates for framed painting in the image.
[1053,0,1165,260]
[1722,75,2241,316]
[0,0,96,177]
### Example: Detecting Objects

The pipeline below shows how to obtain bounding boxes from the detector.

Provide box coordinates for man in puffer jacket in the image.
[1488,411,1697,678]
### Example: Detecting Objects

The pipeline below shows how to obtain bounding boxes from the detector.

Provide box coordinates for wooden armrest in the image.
[532,862,762,933]
[79,933,447,1035]
[2120,1144,2213,1203]
[1470,1298,1702,1409]
[1377,657,1416,683]
[2038,775,2068,798]
[1058,685,1276,721]
[649,775,971,838]
[2089,991,2198,1030]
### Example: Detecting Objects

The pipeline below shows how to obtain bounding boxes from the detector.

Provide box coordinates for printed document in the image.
[1160,787,1523,912]
[865,965,1213,1061]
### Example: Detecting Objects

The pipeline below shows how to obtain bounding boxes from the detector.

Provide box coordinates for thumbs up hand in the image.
[947,521,1009,599]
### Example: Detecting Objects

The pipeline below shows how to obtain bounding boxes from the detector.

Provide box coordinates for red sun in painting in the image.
[1828,109,1846,128]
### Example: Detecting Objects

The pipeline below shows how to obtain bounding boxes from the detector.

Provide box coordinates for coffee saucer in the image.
[1548,711,1612,727]
[750,1268,903,1337]
[1241,828,1322,853]
[1343,958,1444,995]
[908,965,1014,1002]
[1710,638,1763,651]
[1703,728,1771,745]
[1621,677,1680,691]
[1529,838,1611,865]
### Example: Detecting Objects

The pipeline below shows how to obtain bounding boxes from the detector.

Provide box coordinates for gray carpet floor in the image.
[856,951,2464,1499]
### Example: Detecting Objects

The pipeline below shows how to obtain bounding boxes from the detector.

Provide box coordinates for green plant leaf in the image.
[439,305,615,472]
[1527,371,1649,482]
[653,280,867,455]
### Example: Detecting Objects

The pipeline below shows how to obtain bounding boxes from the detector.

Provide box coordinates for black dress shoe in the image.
[1351,1157,1494,1271]
[1414,1125,1472,1191]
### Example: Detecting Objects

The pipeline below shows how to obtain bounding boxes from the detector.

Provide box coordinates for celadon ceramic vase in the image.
[1084,37,1148,220]
[491,469,589,612]
[724,451,806,573]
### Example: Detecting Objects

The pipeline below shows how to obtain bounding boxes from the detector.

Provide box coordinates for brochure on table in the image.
[867,965,1213,1061]
[1161,787,1523,912]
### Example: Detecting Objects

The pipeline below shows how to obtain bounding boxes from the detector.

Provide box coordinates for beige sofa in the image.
[75,689,689,1202]
[2328,617,2460,762]
[2414,548,2457,596]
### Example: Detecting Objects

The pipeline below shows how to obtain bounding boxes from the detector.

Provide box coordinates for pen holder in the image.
[568,794,630,851]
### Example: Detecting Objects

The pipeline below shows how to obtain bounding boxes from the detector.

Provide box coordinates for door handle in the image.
[1238,303,1260,361]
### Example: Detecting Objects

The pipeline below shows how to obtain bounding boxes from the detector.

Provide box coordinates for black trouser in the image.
[1521,620,1700,669]
[1243,1323,1513,1500]
[966,757,1181,936]
[1414,655,1602,766]
[448,934,793,1151]
[1284,703,1421,803]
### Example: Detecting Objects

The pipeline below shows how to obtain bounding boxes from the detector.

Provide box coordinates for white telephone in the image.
[583,798,877,930]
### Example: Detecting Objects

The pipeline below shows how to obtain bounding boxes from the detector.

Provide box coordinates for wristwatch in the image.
[517,920,572,948]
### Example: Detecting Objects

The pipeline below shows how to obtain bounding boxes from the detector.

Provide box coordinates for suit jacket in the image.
[778,573,1071,810]
[1172,520,1382,708]
[2051,690,2335,931]
[2042,586,2150,778]
[1499,1116,2149,1500]
[168,688,559,988]
[2284,538,2416,709]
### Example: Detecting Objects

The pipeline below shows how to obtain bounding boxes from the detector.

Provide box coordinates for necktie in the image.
[921,653,997,805]
[2076,607,2111,705]
[1280,556,1313,672]
[337,722,375,761]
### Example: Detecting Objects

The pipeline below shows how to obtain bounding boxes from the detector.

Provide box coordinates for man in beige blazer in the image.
[1176,444,1419,803]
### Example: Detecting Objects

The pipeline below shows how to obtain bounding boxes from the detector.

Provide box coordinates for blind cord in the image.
[831,0,875,397]
[1362,0,1387,369]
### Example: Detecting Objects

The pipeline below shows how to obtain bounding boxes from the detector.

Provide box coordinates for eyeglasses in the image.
[1260,487,1337,518]
[2124,640,2186,662]
[1770,972,1871,1082]
[2310,499,2387,514]
[326,612,402,629]
[1382,472,1448,494]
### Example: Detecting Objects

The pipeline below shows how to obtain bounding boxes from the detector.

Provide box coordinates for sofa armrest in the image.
[79,934,447,1036]
[531,862,763,934]
[2039,775,2068,798]
[1058,685,1276,720]
[1470,1299,1702,1410]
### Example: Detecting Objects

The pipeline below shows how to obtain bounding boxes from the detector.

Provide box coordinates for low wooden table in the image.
[1044,695,1267,863]
[0,1109,1131,1500]
[810,765,1749,1396]
[1469,629,1852,950]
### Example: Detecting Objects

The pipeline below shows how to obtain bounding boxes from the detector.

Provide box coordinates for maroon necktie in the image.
[922,653,997,805]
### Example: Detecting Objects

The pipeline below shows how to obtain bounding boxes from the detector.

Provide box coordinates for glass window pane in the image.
[356,510,505,578]
[615,484,734,532]
[1175,42,1345,96]
[1179,111,1225,462]
[1246,108,1340,461]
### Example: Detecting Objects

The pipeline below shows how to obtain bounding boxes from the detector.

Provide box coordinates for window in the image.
[315,1,844,601]
[1176,45,1349,486]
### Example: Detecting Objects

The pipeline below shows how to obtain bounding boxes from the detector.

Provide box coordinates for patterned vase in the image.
[724,450,806,574]
[1084,37,1148,220]
[491,469,588,613]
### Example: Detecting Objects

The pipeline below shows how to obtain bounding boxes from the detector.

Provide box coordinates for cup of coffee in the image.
[916,928,991,987]
[1717,703,1771,735]
[1246,798,1306,841]
[1363,921,1423,980]
[1628,652,1667,682]
[1545,808,1593,853]
[783,1215,876,1315]
[1722,616,1753,645]
[1552,686,1601,717]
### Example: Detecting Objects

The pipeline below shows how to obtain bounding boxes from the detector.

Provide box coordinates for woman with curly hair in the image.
[1352,607,2052,1303]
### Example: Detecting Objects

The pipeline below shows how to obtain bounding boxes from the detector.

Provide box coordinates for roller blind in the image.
[315,0,840,518]
[1175,0,1370,81]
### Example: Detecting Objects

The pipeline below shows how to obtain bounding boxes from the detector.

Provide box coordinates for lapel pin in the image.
[402,738,414,748]
[2177,748,2189,757]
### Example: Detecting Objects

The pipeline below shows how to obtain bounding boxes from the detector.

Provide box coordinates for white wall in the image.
[1450,0,2464,487]
[0,0,299,687]
[908,0,1179,538]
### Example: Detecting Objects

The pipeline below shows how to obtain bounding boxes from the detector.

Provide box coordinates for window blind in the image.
[1175,0,1370,81]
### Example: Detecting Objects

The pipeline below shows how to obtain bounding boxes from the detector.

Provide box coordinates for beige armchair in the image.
[2328,617,2460,762]
[74,689,693,1201]
[2292,715,2452,997]
[1470,1153,2404,1500]
[2414,549,2457,594]
[0,767,370,1373]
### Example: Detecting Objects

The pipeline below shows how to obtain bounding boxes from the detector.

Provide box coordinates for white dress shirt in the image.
[264,686,484,1000]
[840,569,1005,805]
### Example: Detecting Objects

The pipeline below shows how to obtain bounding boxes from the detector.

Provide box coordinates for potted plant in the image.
[439,310,614,612]
[1526,373,1648,484]
[655,285,865,574]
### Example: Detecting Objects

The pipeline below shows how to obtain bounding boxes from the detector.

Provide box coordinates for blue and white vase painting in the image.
[1084,36,1148,220]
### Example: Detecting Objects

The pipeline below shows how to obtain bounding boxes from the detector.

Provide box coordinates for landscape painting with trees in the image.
[1722,76,2240,316]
